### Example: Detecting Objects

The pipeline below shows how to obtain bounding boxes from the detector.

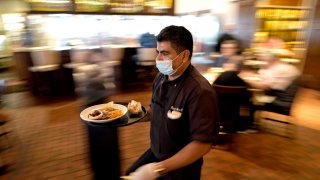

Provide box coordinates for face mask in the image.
[156,51,183,75]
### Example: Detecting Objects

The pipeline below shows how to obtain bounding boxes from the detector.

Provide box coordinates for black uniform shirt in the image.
[150,65,220,160]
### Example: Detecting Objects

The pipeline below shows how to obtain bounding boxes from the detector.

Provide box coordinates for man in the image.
[126,26,220,179]
[245,51,300,92]
[244,51,301,126]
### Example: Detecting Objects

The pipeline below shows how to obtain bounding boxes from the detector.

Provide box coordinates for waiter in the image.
[125,25,220,180]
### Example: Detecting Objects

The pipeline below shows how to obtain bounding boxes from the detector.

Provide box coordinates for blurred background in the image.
[0,0,319,90]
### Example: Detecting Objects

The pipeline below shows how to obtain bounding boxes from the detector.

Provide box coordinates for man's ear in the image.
[183,50,191,61]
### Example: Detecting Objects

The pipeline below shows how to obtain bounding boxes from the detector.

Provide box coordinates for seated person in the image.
[244,51,301,124]
[247,52,300,91]
[213,40,244,71]
[213,63,251,132]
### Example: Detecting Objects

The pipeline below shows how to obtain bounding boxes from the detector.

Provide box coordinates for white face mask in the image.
[156,51,183,75]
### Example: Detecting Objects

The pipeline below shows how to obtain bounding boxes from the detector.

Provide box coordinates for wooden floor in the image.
[0,87,320,179]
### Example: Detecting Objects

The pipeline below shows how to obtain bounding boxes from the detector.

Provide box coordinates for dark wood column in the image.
[303,0,320,90]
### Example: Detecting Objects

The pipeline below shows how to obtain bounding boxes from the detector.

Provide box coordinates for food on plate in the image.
[99,101,114,111]
[128,100,142,114]
[88,101,124,120]
[88,109,106,120]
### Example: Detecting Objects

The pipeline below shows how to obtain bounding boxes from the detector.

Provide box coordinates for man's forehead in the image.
[157,41,174,51]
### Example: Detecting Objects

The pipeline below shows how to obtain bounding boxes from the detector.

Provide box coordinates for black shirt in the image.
[214,71,247,86]
[150,65,220,160]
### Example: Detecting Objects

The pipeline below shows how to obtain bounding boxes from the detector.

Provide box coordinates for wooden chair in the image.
[256,77,301,138]
[212,84,248,133]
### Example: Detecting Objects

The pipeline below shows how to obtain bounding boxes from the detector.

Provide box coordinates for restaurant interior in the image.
[0,0,320,179]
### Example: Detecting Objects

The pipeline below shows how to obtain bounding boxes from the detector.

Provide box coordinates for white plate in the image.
[80,103,128,123]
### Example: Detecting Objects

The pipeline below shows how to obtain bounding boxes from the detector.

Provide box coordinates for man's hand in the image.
[130,163,163,180]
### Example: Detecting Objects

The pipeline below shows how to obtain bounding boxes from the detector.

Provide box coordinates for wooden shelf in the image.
[258,29,308,32]
[27,0,174,16]
[254,4,312,51]
[257,18,309,21]
[256,5,312,10]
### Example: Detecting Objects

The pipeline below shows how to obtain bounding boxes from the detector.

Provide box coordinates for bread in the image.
[128,100,142,114]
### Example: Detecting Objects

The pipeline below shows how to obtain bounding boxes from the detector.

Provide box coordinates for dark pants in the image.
[126,149,203,180]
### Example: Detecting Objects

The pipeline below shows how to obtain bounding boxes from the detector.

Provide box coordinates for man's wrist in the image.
[154,162,167,176]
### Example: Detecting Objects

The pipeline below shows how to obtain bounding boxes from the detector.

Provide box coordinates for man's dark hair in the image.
[156,25,193,59]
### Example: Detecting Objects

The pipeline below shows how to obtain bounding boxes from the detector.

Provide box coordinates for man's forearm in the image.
[246,79,268,90]
[159,141,212,174]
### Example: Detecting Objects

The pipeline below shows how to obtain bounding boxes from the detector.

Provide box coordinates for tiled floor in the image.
[0,86,320,179]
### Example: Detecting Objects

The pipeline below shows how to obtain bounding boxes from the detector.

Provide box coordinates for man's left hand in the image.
[129,163,162,180]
